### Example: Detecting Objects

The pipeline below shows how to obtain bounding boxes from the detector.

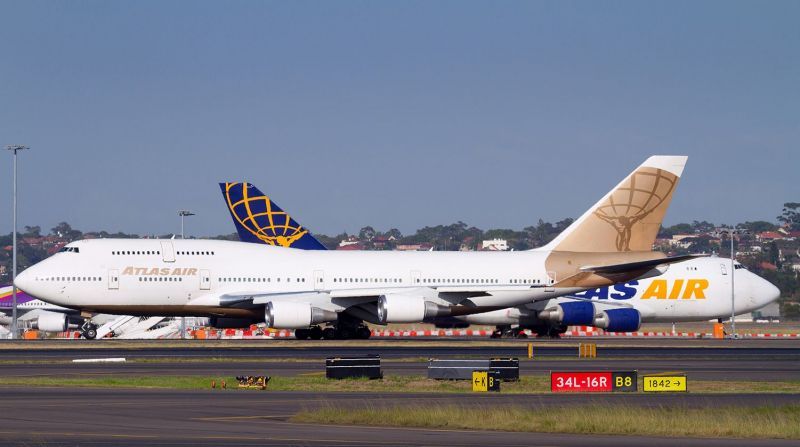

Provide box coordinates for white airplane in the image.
[221,183,780,338]
[14,156,778,339]
[464,257,778,337]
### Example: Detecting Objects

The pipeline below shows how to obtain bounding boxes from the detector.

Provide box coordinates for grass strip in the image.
[293,403,800,439]
[1,375,800,394]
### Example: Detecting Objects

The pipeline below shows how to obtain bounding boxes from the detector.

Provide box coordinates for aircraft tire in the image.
[356,326,371,339]
[83,327,97,340]
[322,327,336,340]
[336,326,353,340]
[309,326,323,340]
[294,329,310,340]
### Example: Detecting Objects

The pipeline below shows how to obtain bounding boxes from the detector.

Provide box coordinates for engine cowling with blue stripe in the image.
[594,308,641,332]
[539,302,641,332]
[539,302,595,326]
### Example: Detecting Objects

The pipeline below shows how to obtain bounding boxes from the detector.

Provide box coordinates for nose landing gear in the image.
[81,322,98,340]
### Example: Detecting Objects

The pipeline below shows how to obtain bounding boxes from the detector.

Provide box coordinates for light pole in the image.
[177,210,194,339]
[728,228,749,339]
[6,145,29,340]
[178,210,195,239]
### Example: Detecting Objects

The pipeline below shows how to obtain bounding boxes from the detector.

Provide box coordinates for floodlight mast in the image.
[6,145,29,340]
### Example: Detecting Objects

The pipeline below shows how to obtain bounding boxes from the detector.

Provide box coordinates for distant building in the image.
[757,231,784,242]
[338,236,360,248]
[336,242,365,251]
[481,238,509,251]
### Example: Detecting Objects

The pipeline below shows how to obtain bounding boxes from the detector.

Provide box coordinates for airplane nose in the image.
[761,280,781,305]
[13,269,33,293]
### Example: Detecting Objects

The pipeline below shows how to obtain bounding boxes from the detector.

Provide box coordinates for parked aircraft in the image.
[18,156,771,340]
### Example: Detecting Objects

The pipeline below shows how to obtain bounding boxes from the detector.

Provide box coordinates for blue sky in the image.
[1,1,798,237]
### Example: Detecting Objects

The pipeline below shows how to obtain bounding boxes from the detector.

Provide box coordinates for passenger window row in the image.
[138,277,183,282]
[334,278,402,284]
[219,277,305,283]
[112,250,161,255]
[421,278,500,284]
[35,276,102,282]
[177,251,215,256]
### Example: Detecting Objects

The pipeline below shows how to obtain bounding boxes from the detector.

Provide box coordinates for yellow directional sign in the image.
[472,371,488,392]
[643,375,687,392]
[472,370,500,392]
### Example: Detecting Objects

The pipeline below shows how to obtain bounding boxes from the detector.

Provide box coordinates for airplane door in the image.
[200,269,211,290]
[108,269,119,290]
[160,241,176,263]
[410,270,421,285]
[313,270,325,291]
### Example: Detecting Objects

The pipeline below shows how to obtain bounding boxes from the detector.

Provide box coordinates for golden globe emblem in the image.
[592,168,677,251]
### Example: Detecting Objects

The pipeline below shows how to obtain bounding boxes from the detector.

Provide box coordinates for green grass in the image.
[293,403,800,439]
[2,374,799,394]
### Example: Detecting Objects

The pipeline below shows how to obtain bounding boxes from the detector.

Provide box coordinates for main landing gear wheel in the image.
[294,328,310,340]
[81,323,98,340]
[322,327,337,340]
[356,326,372,340]
[309,326,323,340]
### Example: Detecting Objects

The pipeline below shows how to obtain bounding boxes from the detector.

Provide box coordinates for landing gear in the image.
[311,324,371,340]
[81,322,98,340]
[535,325,566,339]
[294,328,310,340]
[491,325,527,338]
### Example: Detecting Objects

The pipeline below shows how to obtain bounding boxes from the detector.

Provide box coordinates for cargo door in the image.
[108,269,119,290]
[545,271,556,292]
[200,269,211,290]
[160,241,175,263]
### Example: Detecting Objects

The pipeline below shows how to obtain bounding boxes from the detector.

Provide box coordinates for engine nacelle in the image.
[377,294,447,324]
[265,302,336,329]
[539,301,595,326]
[208,317,260,329]
[594,308,641,332]
[36,312,68,332]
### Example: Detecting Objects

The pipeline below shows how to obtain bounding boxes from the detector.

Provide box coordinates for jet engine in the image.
[265,301,336,329]
[35,312,69,332]
[593,308,641,332]
[377,293,448,324]
[538,301,595,326]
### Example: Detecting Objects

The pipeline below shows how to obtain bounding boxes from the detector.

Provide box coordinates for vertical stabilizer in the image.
[543,156,687,253]
[220,182,327,250]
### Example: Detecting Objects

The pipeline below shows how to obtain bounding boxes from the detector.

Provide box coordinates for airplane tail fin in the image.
[219,182,327,250]
[542,155,687,253]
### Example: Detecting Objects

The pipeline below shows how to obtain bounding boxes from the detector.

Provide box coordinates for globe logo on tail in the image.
[224,183,309,248]
[592,168,677,251]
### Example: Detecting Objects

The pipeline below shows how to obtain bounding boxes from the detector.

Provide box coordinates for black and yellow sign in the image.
[643,375,687,392]
[472,370,501,392]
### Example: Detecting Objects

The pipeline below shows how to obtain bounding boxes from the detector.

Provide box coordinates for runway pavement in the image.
[1,387,798,447]
[1,338,797,381]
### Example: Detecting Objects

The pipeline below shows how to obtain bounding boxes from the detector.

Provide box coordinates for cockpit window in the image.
[59,247,79,253]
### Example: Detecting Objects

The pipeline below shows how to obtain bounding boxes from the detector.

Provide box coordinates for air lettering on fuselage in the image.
[641,279,708,300]
[121,267,198,276]
[573,279,709,301]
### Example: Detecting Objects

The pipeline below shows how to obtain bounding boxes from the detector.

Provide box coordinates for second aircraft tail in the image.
[219,182,327,250]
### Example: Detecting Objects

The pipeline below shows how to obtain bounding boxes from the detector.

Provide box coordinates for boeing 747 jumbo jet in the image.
[219,182,780,338]
[15,155,777,339]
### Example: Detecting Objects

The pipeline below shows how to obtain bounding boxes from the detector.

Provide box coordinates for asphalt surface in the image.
[0,339,797,446]
[1,338,798,381]
[1,387,798,447]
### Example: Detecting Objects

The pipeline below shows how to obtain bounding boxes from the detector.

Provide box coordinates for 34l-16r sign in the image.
[550,371,637,392]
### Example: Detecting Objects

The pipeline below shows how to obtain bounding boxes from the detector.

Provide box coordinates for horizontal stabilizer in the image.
[554,253,707,289]
[579,253,707,274]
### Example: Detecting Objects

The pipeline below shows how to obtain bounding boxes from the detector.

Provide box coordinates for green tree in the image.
[778,202,800,231]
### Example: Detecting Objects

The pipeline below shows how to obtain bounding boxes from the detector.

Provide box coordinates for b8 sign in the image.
[551,371,637,392]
